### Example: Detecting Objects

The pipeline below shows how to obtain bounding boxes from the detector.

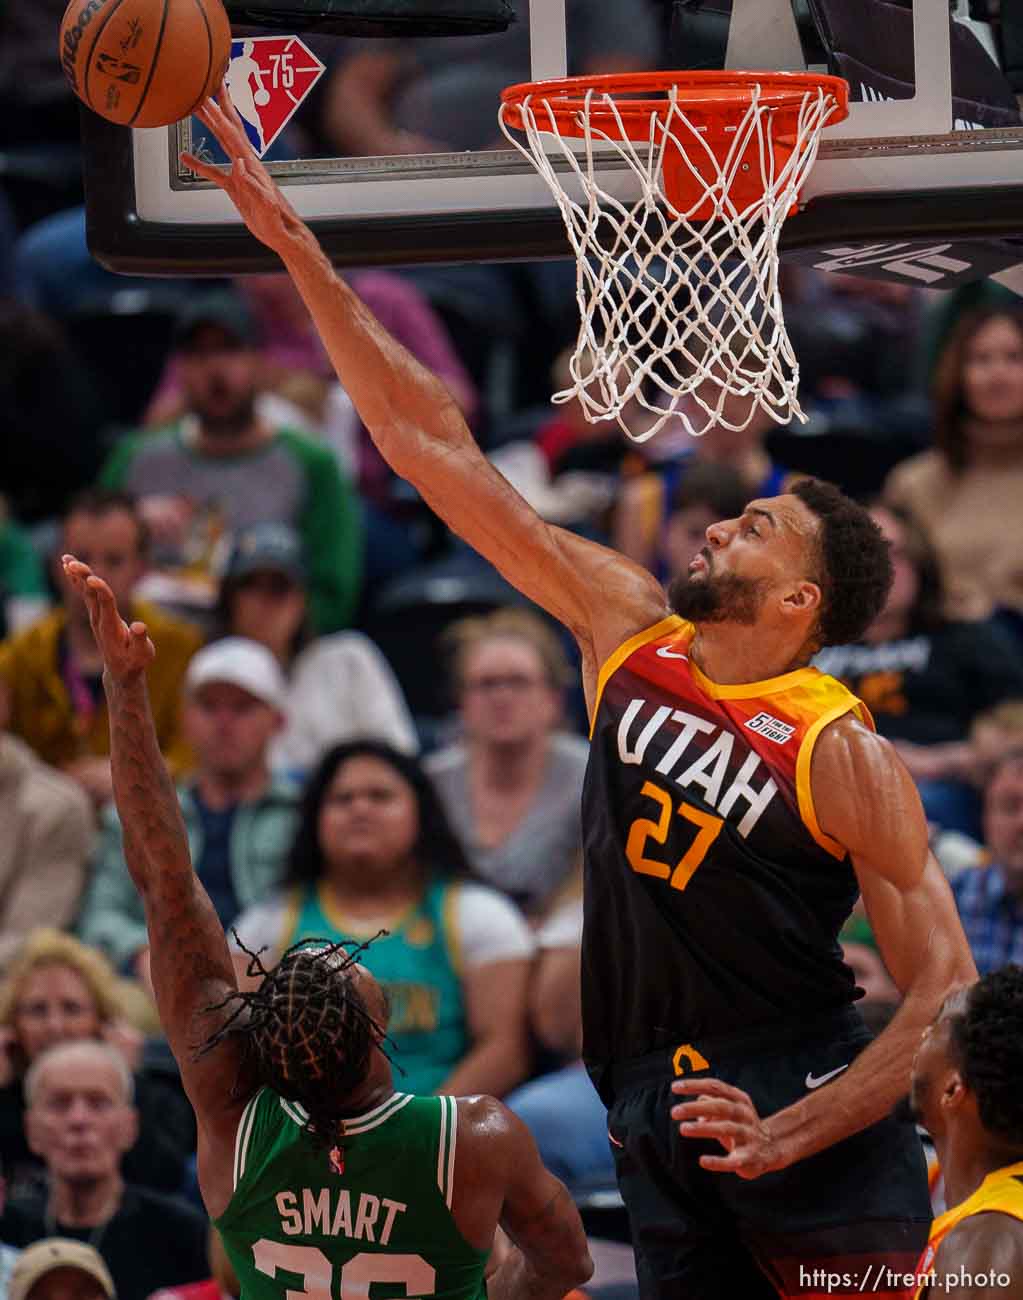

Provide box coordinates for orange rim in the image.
[500,69,849,140]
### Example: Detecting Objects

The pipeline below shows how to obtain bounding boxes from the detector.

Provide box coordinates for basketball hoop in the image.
[498,71,849,441]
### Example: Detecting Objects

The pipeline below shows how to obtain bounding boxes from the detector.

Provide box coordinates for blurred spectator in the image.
[915,280,1019,388]
[319,0,659,156]
[232,740,534,1096]
[0,723,94,971]
[612,386,790,573]
[0,1041,208,1300]
[614,461,749,582]
[971,698,1023,776]
[783,270,924,411]
[425,610,588,917]
[0,931,195,1199]
[0,0,79,149]
[7,1238,115,1300]
[933,702,1023,878]
[78,639,299,981]
[504,889,614,1190]
[885,303,1023,623]
[484,347,635,541]
[0,500,49,638]
[0,188,15,295]
[149,1229,239,1300]
[0,302,106,525]
[144,275,359,475]
[950,749,1023,972]
[218,523,417,775]
[147,273,476,504]
[99,292,363,633]
[0,491,201,807]
[535,346,643,479]
[815,504,1023,835]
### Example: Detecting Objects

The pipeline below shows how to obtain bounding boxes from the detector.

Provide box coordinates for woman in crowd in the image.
[0,929,195,1198]
[884,302,1023,625]
[425,609,589,919]
[231,740,534,1097]
[218,522,418,775]
[815,503,1023,834]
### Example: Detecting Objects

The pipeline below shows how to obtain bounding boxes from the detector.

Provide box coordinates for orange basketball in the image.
[58,0,231,129]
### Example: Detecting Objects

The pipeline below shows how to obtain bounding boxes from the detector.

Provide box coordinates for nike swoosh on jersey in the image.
[655,647,689,660]
[805,1064,849,1090]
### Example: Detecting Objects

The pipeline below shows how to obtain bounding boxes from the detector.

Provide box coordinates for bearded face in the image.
[667,547,770,626]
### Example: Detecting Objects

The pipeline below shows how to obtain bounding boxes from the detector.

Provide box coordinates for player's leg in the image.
[712,1013,931,1300]
[606,1066,779,1300]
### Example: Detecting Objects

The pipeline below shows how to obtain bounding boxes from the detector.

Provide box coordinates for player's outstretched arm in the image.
[183,89,667,685]
[61,559,254,1183]
[674,719,976,1178]
[453,1097,593,1300]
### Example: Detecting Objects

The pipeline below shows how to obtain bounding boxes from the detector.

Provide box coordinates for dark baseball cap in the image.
[172,290,259,350]
[226,523,306,585]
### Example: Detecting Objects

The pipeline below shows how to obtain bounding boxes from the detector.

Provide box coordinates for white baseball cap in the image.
[185,637,287,712]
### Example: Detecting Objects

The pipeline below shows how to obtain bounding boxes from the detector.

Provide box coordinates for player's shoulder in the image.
[451,1094,526,1161]
[811,709,897,782]
[453,1093,511,1131]
[935,1209,1023,1280]
[811,710,928,868]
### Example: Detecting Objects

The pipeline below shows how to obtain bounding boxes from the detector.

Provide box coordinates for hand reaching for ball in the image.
[181,84,302,256]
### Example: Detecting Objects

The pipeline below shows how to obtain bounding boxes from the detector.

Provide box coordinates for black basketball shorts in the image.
[598,1007,932,1300]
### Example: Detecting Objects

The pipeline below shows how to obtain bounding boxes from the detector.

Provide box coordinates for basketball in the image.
[254,88,270,106]
[58,0,232,129]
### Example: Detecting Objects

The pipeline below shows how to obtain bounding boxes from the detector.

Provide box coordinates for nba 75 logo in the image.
[224,36,325,158]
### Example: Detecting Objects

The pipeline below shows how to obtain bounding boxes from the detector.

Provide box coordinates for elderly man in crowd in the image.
[0,1040,208,1300]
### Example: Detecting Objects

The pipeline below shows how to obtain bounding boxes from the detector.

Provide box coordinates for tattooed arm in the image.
[62,557,255,1216]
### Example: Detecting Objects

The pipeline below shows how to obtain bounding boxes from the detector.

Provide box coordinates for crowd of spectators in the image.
[3,0,1023,1295]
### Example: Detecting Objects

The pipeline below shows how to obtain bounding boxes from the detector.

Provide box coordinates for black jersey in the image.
[582,615,874,1072]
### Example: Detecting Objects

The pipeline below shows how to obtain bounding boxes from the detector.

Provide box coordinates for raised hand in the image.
[61,556,155,682]
[181,84,302,255]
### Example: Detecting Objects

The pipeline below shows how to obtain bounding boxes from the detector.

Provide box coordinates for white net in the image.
[498,80,842,442]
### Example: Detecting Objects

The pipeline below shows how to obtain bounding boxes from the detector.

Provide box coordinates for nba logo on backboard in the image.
[225,36,324,158]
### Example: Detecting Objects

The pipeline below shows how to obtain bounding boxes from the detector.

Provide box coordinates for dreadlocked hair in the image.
[948,965,1023,1147]
[199,934,392,1152]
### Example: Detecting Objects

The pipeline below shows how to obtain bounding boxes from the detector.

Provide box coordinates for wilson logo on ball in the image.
[224,36,325,158]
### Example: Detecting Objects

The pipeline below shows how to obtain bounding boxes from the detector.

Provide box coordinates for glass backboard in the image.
[81,0,1023,289]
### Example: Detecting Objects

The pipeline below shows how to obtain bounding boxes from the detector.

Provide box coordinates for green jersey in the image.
[216,1089,488,1300]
